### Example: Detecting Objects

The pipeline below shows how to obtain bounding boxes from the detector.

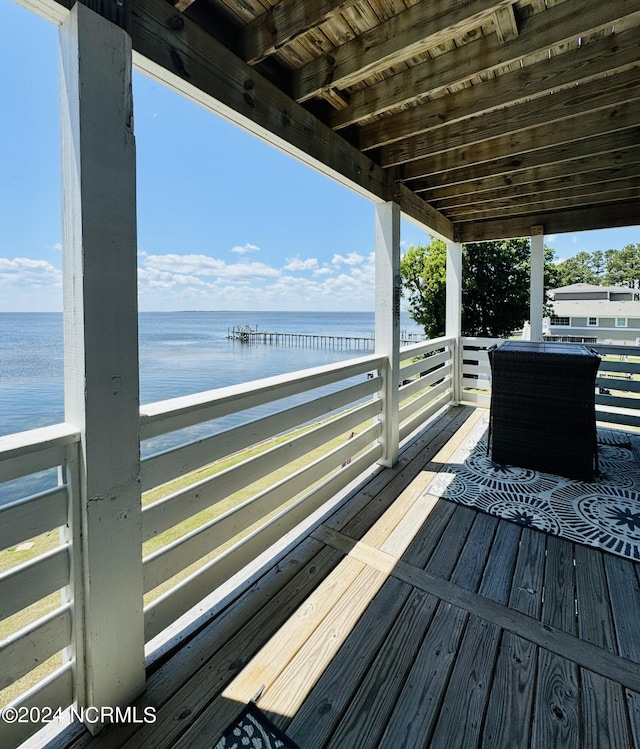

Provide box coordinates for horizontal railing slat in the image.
[462,373,491,386]
[142,398,382,542]
[139,354,384,440]
[400,349,450,380]
[596,376,640,394]
[462,361,491,376]
[399,336,454,363]
[0,547,70,623]
[144,442,383,642]
[460,390,492,407]
[461,336,505,349]
[0,486,68,553]
[400,363,452,401]
[399,377,451,423]
[143,421,381,593]
[141,376,381,492]
[0,605,72,690]
[0,424,80,484]
[596,409,640,428]
[399,390,452,442]
[2,664,74,748]
[596,394,640,410]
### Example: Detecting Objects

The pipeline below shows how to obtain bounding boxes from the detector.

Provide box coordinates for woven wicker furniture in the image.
[488,341,600,481]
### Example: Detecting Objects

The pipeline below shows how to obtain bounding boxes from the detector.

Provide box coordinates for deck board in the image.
[53,405,640,749]
[284,577,420,748]
[377,600,470,748]
[321,587,437,749]
[531,649,579,749]
[430,614,502,749]
[531,535,580,747]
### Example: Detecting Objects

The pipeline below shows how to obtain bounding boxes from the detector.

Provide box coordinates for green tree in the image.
[400,240,447,338]
[400,238,556,338]
[464,239,532,337]
[604,243,640,288]
[554,251,601,287]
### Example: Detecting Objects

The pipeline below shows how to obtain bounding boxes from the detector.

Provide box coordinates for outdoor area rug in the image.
[213,701,300,749]
[424,413,640,561]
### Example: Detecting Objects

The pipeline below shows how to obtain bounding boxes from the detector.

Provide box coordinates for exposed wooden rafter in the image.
[292,0,516,102]
[22,0,640,240]
[493,4,519,43]
[243,0,362,65]
[331,2,640,131]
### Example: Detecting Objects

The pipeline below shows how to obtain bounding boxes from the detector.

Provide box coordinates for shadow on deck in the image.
[37,406,640,749]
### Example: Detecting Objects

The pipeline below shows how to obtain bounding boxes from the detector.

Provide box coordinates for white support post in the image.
[375,201,401,467]
[446,241,463,403]
[60,3,145,723]
[530,225,545,342]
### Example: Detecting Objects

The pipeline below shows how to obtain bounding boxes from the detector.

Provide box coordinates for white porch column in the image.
[446,241,463,403]
[375,201,401,467]
[530,225,545,341]
[60,3,144,721]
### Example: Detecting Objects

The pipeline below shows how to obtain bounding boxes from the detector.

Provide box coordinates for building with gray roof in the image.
[546,284,640,345]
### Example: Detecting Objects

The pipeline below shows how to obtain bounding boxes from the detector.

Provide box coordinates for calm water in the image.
[0,311,421,503]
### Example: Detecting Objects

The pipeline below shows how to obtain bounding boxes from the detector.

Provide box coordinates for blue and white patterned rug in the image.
[425,414,640,561]
[214,702,300,749]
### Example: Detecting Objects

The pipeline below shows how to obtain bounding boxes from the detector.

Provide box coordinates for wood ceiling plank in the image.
[444,182,640,221]
[380,65,640,170]
[410,129,640,192]
[433,163,640,211]
[362,34,640,154]
[292,0,515,102]
[456,201,640,242]
[332,1,640,129]
[398,96,640,183]
[244,0,362,65]
[420,148,640,203]
[124,0,455,237]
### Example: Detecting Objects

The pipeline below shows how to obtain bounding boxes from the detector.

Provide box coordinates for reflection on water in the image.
[0,311,421,505]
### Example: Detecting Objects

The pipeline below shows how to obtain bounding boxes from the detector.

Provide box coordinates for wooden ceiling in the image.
[28,0,640,242]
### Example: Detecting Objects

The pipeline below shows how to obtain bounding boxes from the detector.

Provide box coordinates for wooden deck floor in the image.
[53,405,640,749]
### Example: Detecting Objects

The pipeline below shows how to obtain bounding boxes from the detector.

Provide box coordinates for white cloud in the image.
[5,249,377,312]
[141,253,280,279]
[0,257,62,287]
[231,243,260,255]
[546,235,557,243]
[332,252,365,266]
[283,257,319,272]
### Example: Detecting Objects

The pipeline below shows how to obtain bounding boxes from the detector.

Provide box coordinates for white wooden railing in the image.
[399,336,455,441]
[0,424,81,747]
[461,337,640,430]
[140,341,455,641]
[4,335,640,745]
[593,343,640,430]
[140,354,387,642]
[0,342,456,744]
[460,336,505,407]
[0,339,454,745]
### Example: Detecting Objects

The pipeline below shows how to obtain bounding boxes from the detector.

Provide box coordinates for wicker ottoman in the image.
[488,341,600,481]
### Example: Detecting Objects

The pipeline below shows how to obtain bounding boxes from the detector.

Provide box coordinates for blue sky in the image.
[1,0,638,313]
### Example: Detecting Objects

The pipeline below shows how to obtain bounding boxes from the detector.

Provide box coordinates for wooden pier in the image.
[227,325,424,350]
